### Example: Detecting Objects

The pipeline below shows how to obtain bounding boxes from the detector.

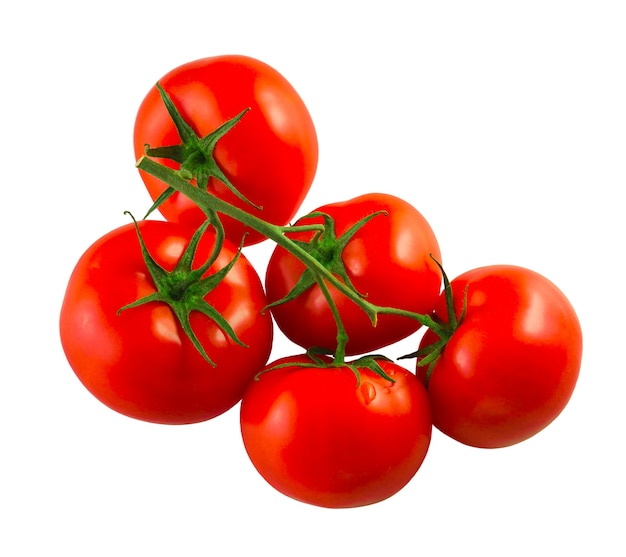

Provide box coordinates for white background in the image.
[2,1,625,555]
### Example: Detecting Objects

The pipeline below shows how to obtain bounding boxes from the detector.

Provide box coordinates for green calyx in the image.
[256,348,396,386]
[398,259,468,386]
[264,210,387,365]
[142,83,258,220]
[265,210,387,311]
[117,211,247,366]
[345,354,396,385]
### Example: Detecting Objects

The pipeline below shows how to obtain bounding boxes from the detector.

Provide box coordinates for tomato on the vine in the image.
[264,193,442,355]
[59,219,273,425]
[414,265,582,448]
[134,54,318,246]
[240,355,432,508]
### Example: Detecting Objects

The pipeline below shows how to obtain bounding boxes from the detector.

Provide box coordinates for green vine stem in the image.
[135,155,453,358]
[313,270,350,363]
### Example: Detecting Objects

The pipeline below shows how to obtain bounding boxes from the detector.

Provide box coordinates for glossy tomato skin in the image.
[59,220,273,425]
[417,265,582,448]
[265,193,442,355]
[240,356,432,508]
[134,55,318,246]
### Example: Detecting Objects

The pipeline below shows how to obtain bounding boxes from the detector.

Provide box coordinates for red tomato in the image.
[59,220,273,425]
[134,54,318,246]
[416,265,582,448]
[265,193,442,355]
[240,355,432,508]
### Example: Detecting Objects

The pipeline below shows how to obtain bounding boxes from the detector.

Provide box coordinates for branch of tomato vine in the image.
[312,270,351,363]
[130,83,466,381]
[135,156,461,376]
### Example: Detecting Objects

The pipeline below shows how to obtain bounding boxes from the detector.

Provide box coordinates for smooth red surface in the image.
[417,265,583,448]
[265,193,442,355]
[134,55,318,246]
[59,220,273,424]
[240,355,432,508]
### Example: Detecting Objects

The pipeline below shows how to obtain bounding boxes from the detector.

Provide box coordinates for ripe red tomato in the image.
[416,265,582,448]
[240,355,432,508]
[264,193,442,355]
[59,220,273,425]
[134,54,318,246]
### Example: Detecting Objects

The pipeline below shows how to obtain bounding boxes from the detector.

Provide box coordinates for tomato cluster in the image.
[59,55,583,509]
